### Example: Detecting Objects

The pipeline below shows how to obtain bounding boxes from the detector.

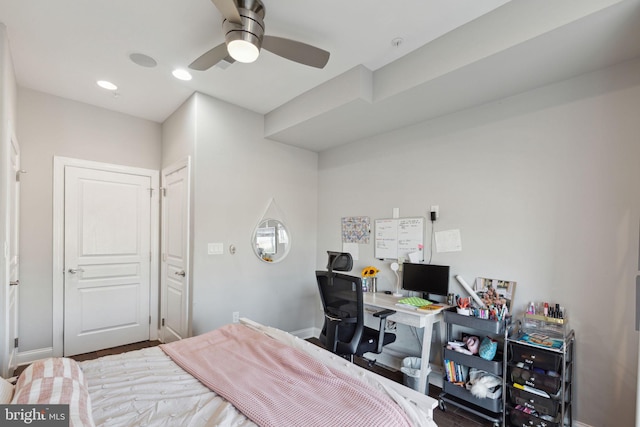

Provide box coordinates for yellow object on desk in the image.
[418,305,443,311]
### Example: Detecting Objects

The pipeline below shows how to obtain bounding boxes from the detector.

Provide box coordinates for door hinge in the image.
[162,253,167,262]
[148,188,154,197]
[161,187,166,197]
[149,316,152,325]
[14,337,18,348]
[161,318,165,327]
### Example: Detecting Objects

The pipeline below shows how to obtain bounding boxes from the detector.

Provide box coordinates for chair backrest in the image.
[326,251,353,273]
[316,270,364,356]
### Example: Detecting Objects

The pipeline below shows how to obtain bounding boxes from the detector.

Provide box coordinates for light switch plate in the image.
[207,243,224,255]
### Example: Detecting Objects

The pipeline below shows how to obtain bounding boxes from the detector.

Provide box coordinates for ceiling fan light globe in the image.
[227,39,260,63]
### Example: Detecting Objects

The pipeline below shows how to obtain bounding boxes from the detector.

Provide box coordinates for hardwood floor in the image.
[14,338,496,426]
[12,340,161,376]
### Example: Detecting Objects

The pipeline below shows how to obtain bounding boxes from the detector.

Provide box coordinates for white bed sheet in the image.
[80,320,437,427]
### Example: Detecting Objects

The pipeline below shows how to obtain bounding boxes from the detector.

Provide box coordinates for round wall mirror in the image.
[252,219,291,263]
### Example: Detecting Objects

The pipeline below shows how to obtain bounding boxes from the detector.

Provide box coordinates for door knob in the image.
[174,270,186,277]
[68,268,85,274]
[9,280,19,286]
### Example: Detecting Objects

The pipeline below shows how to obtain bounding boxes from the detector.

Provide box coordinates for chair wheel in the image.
[438,399,446,411]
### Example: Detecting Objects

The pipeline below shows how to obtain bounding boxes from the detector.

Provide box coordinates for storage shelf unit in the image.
[504,329,575,427]
[439,308,509,427]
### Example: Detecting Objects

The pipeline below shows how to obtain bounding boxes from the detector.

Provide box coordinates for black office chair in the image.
[316,252,396,364]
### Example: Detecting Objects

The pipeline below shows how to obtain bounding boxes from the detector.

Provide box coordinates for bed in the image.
[9,319,438,426]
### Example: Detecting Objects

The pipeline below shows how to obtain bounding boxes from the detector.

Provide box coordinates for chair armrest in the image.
[373,309,396,318]
[373,309,396,354]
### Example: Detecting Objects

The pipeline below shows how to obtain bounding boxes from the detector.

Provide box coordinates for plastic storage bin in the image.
[507,384,560,416]
[510,366,562,394]
[509,407,565,427]
[522,313,568,338]
[510,343,563,371]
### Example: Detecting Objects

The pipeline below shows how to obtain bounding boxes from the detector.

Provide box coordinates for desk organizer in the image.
[522,313,569,338]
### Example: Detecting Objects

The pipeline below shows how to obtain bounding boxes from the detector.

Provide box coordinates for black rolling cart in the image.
[439,308,510,427]
[504,322,574,427]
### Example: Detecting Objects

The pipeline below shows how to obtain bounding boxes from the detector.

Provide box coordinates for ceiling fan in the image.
[189,0,330,71]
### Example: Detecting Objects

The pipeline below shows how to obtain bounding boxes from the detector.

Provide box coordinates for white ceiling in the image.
[2,0,640,152]
[0,0,508,117]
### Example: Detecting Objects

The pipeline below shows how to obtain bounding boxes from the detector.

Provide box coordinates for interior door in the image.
[7,133,20,373]
[63,166,151,356]
[160,160,190,343]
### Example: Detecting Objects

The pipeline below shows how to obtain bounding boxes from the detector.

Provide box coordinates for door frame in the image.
[52,156,160,357]
[160,157,192,342]
[0,122,18,377]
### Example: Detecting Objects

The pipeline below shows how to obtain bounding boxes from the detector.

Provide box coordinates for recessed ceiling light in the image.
[129,53,157,68]
[97,80,118,91]
[172,69,192,81]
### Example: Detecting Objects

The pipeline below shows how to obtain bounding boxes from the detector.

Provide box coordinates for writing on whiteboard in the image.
[374,217,424,260]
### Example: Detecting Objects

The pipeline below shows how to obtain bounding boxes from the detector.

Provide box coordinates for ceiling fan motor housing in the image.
[223,4,265,52]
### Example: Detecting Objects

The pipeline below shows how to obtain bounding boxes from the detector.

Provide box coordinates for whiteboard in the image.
[374,217,425,261]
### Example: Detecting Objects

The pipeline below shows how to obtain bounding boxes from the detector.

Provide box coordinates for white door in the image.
[63,166,152,356]
[160,160,190,343]
[6,133,20,374]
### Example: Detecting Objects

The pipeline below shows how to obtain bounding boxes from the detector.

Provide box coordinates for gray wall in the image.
[316,58,640,426]
[16,88,162,351]
[164,92,319,334]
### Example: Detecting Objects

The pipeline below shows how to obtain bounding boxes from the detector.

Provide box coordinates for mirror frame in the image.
[252,218,291,263]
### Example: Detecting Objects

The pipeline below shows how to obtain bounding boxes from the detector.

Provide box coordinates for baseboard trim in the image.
[16,347,54,367]
[573,421,593,427]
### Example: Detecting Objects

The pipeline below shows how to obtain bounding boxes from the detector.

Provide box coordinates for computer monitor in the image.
[402,263,450,301]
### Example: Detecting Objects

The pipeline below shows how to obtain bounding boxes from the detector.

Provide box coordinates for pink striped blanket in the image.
[160,323,413,427]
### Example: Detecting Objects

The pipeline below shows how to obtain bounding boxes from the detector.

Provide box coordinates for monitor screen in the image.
[402,263,450,298]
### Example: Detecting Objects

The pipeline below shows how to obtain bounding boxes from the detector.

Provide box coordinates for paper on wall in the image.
[342,242,359,260]
[435,229,462,253]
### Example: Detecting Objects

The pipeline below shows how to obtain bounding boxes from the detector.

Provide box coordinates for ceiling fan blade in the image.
[189,43,233,70]
[262,36,330,69]
[211,0,242,24]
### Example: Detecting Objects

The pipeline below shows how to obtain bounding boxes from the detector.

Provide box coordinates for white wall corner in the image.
[264,65,373,137]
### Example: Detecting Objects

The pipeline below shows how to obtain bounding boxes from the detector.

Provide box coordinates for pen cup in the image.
[369,277,377,293]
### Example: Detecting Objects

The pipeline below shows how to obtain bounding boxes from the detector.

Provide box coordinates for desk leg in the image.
[418,315,437,393]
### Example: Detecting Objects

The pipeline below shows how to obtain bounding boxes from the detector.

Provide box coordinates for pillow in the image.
[12,358,95,427]
[0,377,14,403]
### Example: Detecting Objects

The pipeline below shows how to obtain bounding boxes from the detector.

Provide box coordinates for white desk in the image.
[363,292,447,393]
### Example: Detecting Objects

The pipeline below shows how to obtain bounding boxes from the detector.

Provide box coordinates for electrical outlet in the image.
[232,311,239,323]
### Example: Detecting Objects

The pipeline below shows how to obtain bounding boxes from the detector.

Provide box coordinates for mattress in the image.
[80,320,437,426]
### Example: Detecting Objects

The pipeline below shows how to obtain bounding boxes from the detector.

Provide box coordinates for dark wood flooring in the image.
[12,340,161,376]
[14,339,496,426]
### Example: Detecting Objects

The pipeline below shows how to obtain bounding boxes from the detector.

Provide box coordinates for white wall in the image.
[16,88,162,352]
[162,92,319,335]
[0,23,18,376]
[317,59,640,426]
